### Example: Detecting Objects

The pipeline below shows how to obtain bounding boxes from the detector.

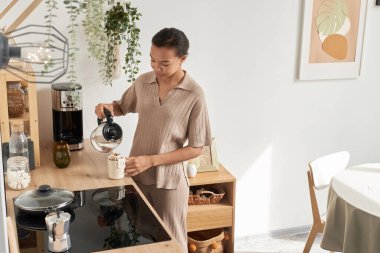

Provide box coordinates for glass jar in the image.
[9,121,29,160]
[53,141,71,168]
[7,156,31,190]
[7,82,25,117]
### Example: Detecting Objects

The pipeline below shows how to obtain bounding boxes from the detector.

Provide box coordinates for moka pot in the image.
[45,210,72,253]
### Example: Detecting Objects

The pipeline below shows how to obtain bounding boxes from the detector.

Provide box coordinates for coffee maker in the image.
[52,83,83,150]
[45,211,72,253]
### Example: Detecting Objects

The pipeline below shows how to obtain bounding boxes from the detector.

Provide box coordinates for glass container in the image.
[9,121,29,159]
[7,82,25,117]
[90,108,122,153]
[53,140,71,168]
[7,156,30,190]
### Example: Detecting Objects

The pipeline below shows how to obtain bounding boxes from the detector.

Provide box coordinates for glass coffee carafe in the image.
[90,108,123,153]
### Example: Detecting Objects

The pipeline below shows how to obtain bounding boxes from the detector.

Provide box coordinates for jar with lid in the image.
[7,82,25,117]
[7,156,31,190]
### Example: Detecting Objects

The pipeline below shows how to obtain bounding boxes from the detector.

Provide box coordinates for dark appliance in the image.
[52,83,83,150]
[14,185,171,253]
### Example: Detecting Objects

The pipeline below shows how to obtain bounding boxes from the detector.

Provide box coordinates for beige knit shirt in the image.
[116,71,211,189]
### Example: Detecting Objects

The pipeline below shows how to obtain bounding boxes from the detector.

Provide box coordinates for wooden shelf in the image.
[0,70,40,166]
[186,164,236,253]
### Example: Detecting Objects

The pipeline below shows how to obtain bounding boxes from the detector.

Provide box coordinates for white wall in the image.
[2,0,380,240]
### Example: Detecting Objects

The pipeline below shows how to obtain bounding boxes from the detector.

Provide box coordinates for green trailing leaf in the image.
[316,0,347,36]
[82,0,107,63]
[63,0,85,84]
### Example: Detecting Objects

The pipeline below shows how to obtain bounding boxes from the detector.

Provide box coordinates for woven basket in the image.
[188,229,224,253]
[188,187,225,205]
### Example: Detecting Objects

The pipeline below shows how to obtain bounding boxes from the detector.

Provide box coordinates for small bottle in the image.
[7,156,30,190]
[9,121,29,160]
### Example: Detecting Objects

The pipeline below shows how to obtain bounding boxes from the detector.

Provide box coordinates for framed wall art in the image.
[189,137,219,173]
[299,0,368,80]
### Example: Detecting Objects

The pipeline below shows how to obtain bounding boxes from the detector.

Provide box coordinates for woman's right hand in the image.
[95,103,114,119]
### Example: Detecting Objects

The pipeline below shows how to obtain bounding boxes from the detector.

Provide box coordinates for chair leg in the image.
[303,224,319,253]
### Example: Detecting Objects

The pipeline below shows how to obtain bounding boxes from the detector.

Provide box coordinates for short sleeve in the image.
[187,92,212,147]
[114,83,137,115]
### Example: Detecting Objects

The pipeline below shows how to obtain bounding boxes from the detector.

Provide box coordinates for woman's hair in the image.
[152,28,189,57]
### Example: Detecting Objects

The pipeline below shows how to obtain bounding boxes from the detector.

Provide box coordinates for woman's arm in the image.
[95,102,124,118]
[125,146,202,177]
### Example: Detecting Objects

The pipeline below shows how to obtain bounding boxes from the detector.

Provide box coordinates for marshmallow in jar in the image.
[7,156,31,190]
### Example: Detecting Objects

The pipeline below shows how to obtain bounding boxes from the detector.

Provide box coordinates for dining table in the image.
[320,163,380,253]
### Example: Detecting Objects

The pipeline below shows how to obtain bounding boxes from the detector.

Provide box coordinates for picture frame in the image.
[299,0,368,80]
[189,137,219,173]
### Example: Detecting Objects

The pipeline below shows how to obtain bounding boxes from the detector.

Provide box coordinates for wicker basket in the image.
[188,186,225,205]
[188,229,224,253]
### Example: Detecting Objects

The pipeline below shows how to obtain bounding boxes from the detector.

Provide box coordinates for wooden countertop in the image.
[5,140,183,253]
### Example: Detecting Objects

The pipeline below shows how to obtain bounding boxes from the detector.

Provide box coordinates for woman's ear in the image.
[180,55,188,63]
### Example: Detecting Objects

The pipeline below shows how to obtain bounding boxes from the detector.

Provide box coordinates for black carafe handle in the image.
[97,108,113,125]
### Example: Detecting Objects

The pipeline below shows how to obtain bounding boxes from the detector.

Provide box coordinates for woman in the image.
[95,28,211,252]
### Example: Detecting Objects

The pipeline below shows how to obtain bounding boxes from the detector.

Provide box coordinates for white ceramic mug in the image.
[107,155,126,179]
[187,163,198,178]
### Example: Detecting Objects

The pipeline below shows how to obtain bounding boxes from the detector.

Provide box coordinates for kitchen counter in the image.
[5,140,183,253]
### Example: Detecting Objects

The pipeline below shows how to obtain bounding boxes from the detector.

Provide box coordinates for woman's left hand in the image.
[125,156,154,176]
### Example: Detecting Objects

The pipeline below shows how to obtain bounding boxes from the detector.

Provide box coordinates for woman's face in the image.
[150,44,186,78]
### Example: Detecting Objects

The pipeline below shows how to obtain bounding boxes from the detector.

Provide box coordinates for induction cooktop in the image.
[14,185,171,252]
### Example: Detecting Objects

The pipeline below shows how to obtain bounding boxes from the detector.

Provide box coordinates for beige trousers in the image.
[136,179,189,253]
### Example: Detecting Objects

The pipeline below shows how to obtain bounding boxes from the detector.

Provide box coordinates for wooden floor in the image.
[235,233,329,253]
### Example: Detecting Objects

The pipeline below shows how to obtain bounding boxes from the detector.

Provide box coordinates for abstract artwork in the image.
[299,0,368,80]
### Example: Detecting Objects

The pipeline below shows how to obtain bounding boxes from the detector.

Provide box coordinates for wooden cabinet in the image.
[0,70,40,167]
[187,165,236,253]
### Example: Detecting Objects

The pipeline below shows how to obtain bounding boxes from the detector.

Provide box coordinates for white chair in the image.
[303,151,350,253]
[6,216,20,253]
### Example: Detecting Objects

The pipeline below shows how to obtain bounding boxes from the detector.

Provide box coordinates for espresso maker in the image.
[45,211,72,253]
[52,83,83,150]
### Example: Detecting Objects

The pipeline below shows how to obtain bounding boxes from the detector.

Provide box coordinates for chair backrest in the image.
[309,151,350,190]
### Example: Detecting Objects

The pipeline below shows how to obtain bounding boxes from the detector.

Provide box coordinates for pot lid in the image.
[15,185,74,212]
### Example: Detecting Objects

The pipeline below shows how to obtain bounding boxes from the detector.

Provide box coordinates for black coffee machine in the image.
[52,83,83,150]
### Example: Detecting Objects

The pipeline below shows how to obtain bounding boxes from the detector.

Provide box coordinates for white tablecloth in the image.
[321,163,380,253]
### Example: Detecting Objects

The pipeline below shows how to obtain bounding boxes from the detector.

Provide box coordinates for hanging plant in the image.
[44,0,58,35]
[82,0,107,62]
[104,1,141,85]
[63,0,86,85]
[42,0,58,73]
[46,0,141,86]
